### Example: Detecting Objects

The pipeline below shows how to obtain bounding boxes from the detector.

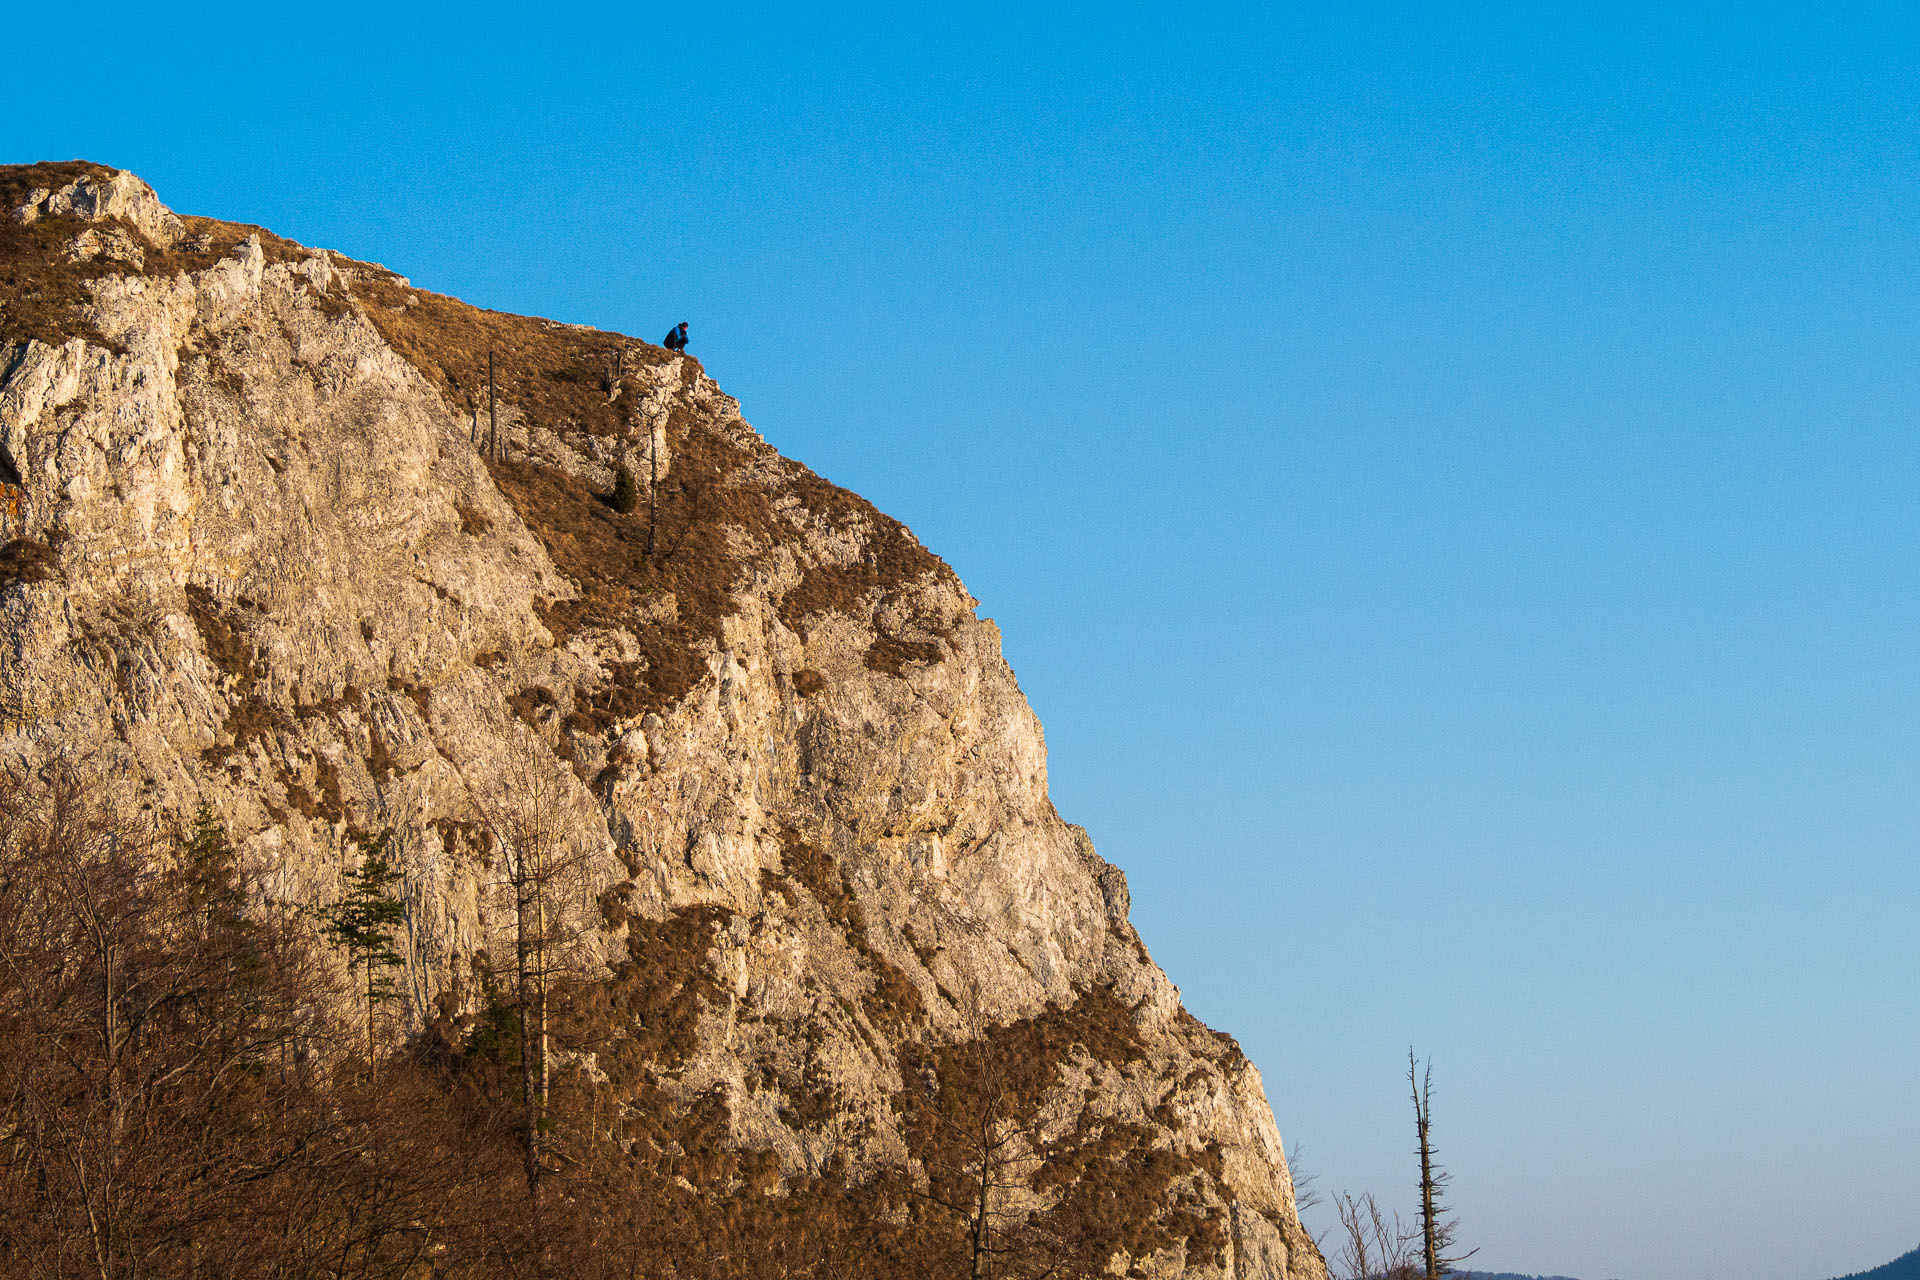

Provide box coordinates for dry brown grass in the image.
[769,830,926,1033]
[897,987,1235,1272]
[0,162,344,351]
[183,584,258,681]
[346,264,672,440]
[487,393,956,718]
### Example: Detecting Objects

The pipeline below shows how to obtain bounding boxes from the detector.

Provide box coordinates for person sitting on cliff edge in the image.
[663,321,688,353]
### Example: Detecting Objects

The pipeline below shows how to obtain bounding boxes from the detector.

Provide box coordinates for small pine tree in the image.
[316,833,407,1077]
[611,463,639,514]
[179,805,248,939]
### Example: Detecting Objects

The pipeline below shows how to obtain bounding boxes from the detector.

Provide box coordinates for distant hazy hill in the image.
[1830,1246,1920,1280]
[1460,1245,1920,1280]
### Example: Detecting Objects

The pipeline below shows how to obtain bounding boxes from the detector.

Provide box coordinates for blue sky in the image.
[9,5,1920,1277]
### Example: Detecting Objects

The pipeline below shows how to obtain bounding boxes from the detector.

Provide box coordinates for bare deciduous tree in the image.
[0,762,340,1278]
[463,728,593,1203]
[918,1054,1043,1280]
[1331,1191,1419,1280]
[907,977,1102,1280]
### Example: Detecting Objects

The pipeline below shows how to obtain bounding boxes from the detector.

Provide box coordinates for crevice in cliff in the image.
[0,538,56,591]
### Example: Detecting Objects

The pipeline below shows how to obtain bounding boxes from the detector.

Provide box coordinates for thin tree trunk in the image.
[101,930,120,1280]
[972,1115,991,1280]
[646,416,658,559]
[517,878,540,1198]
[365,959,377,1083]
[535,865,549,1128]
[1412,1051,1439,1279]
[1419,1129,1437,1278]
[488,351,499,462]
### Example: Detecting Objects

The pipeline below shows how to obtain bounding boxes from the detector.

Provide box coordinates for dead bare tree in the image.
[921,1069,1035,1280]
[604,346,624,401]
[462,728,593,1205]
[487,349,500,461]
[644,405,664,560]
[1409,1050,1475,1279]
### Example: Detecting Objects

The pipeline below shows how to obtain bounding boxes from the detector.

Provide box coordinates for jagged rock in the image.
[14,167,185,248]
[0,161,1325,1280]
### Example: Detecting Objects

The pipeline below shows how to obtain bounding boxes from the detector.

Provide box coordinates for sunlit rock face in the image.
[0,162,1325,1280]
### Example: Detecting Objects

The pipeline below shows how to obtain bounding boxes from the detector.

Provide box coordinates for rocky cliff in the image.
[0,162,1323,1280]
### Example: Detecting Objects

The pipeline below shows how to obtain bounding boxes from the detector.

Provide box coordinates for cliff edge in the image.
[0,162,1323,1280]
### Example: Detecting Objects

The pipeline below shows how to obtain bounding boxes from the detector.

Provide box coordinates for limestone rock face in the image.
[0,162,1324,1280]
[14,168,186,249]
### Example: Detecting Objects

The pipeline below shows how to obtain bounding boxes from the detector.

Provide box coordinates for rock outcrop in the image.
[0,162,1324,1280]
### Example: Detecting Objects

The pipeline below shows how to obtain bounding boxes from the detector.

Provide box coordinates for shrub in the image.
[610,464,639,514]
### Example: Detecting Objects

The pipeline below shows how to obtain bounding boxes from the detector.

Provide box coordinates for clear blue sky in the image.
[10,5,1918,1278]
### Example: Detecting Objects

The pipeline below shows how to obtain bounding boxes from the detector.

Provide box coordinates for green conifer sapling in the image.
[317,832,407,1077]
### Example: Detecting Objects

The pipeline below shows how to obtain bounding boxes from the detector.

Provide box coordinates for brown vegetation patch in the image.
[492,401,953,719]
[0,162,341,352]
[1176,1005,1249,1073]
[506,683,556,729]
[0,538,57,591]
[366,725,406,783]
[779,544,946,632]
[895,989,1228,1274]
[492,455,715,717]
[900,986,1149,1141]
[773,1023,845,1131]
[867,633,947,677]
[184,586,294,763]
[562,660,646,738]
[584,897,733,1088]
[1032,1121,1230,1269]
[453,501,491,536]
[283,754,346,825]
[292,684,360,721]
[774,831,924,1033]
[184,585,258,681]
[225,696,291,749]
[778,531,958,678]
[343,266,672,441]
[311,756,346,822]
